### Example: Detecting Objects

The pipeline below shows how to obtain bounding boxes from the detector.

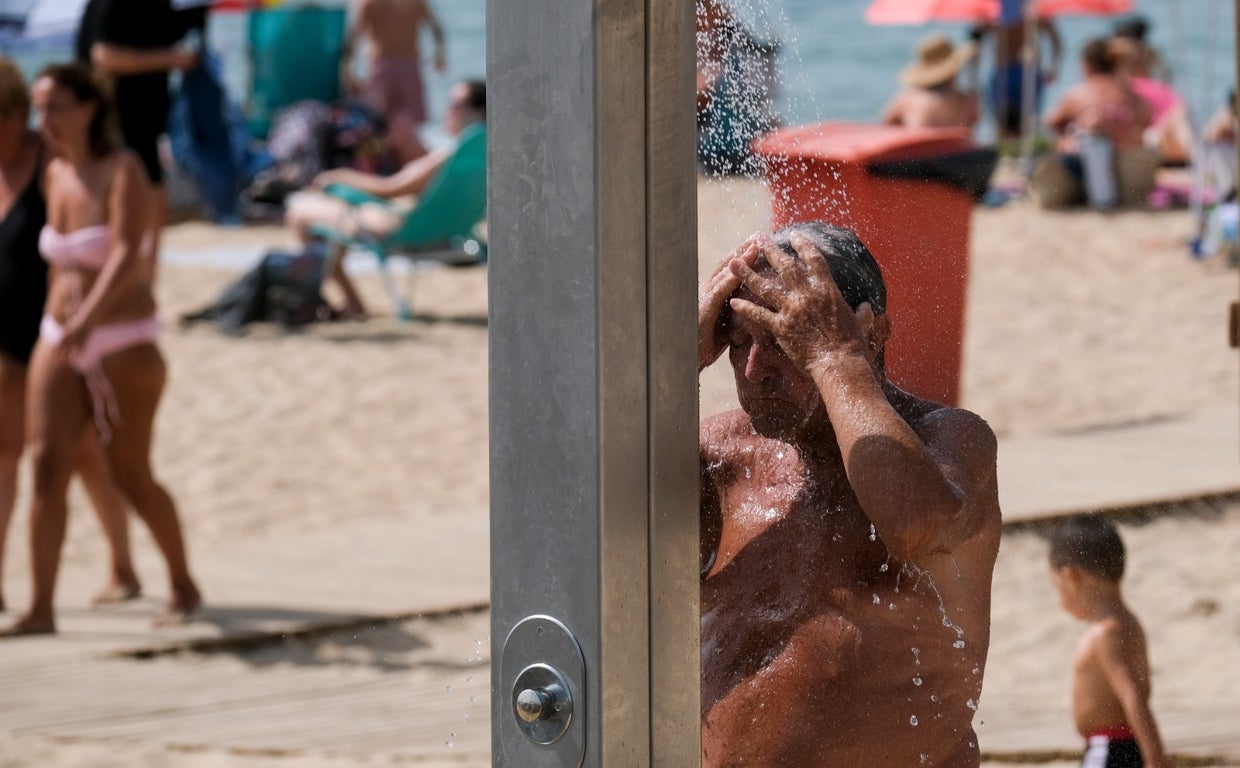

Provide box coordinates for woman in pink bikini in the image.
[0,57,145,617]
[4,63,200,635]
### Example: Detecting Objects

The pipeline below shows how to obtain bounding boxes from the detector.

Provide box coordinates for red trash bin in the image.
[751,122,991,406]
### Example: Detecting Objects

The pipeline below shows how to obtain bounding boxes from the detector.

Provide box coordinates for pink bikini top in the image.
[39,225,111,271]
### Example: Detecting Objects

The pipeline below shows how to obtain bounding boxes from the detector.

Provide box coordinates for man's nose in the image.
[744,341,777,381]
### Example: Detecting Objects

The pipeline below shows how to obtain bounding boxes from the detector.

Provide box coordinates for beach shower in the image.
[487,0,700,764]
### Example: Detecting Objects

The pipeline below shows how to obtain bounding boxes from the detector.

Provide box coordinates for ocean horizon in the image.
[1,0,1233,144]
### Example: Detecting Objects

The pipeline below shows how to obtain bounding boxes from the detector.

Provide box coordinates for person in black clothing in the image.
[75,0,203,271]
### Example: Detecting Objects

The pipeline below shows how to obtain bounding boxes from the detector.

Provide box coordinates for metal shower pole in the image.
[487,0,699,764]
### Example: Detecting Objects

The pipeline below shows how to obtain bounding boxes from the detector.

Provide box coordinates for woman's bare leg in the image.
[99,344,199,621]
[3,342,89,635]
[0,353,28,613]
[76,432,141,603]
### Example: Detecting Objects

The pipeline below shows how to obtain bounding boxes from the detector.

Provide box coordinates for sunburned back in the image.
[1063,78,1149,149]
[700,410,998,767]
[360,0,429,60]
[888,88,978,130]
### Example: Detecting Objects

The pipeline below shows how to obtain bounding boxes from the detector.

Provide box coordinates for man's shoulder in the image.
[700,410,759,459]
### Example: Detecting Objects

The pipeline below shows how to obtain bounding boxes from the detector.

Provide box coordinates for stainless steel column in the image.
[487,0,698,764]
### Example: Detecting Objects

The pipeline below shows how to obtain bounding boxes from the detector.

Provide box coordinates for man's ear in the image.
[857,305,890,365]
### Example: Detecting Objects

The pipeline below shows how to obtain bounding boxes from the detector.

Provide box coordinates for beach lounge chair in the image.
[307,123,488,320]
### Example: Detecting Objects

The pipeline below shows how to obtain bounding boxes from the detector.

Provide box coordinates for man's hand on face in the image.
[728,232,875,377]
[698,235,760,371]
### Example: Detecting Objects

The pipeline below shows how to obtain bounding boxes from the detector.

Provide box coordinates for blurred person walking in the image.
[0,57,140,617]
[3,64,200,636]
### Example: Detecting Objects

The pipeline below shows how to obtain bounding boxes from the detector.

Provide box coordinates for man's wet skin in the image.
[697,230,1001,767]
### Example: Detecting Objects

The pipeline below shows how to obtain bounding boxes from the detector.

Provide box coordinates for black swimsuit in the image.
[0,148,47,365]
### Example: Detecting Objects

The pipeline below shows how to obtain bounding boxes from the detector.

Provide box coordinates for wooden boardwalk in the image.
[2,405,1238,765]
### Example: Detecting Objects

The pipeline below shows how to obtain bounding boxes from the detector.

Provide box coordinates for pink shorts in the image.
[40,314,160,444]
[364,55,428,127]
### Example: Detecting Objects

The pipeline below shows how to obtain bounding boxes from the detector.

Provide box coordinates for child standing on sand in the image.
[1048,515,1169,768]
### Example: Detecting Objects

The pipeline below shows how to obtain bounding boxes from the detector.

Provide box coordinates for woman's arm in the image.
[90,42,196,76]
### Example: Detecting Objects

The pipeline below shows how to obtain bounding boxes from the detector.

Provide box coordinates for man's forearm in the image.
[810,353,965,556]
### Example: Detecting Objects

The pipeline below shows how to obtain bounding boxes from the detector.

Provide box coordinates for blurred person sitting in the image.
[1109,36,1191,167]
[1111,15,1170,83]
[284,79,485,318]
[881,33,979,132]
[1202,89,1237,199]
[1035,38,1154,210]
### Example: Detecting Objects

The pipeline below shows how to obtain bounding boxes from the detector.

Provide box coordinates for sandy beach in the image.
[1,177,1238,766]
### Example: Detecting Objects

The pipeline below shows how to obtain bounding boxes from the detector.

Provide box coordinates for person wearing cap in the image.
[881,33,979,131]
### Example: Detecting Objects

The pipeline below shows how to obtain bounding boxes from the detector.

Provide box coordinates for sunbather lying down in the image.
[283,79,486,318]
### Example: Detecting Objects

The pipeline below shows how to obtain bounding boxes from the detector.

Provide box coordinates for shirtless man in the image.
[342,0,446,163]
[970,0,1061,140]
[697,223,1002,767]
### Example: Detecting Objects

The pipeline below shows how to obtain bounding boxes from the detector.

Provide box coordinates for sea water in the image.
[1,0,1232,144]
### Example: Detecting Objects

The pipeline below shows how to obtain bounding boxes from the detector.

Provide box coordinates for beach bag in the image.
[180,245,331,334]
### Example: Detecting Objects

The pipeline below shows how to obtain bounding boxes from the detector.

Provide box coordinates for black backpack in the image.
[180,244,332,334]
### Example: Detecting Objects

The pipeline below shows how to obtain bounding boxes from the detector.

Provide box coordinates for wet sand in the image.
[1,177,1237,766]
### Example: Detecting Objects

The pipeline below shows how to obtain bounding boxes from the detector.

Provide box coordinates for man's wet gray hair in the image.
[770,222,887,315]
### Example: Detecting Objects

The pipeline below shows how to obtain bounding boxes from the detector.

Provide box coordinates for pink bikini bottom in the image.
[40,314,161,444]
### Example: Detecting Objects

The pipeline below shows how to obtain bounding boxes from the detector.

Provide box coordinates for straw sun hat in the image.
[900,34,970,88]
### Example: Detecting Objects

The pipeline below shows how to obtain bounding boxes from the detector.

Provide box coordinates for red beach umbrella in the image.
[864,0,1132,25]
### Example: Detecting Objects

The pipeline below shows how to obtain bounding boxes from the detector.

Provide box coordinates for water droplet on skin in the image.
[868,524,876,541]
[445,685,452,692]
[909,715,919,726]
[872,594,881,604]
[966,698,978,711]
[879,563,889,572]
[953,640,966,649]
[888,603,897,611]
[912,676,922,686]
[930,694,940,703]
